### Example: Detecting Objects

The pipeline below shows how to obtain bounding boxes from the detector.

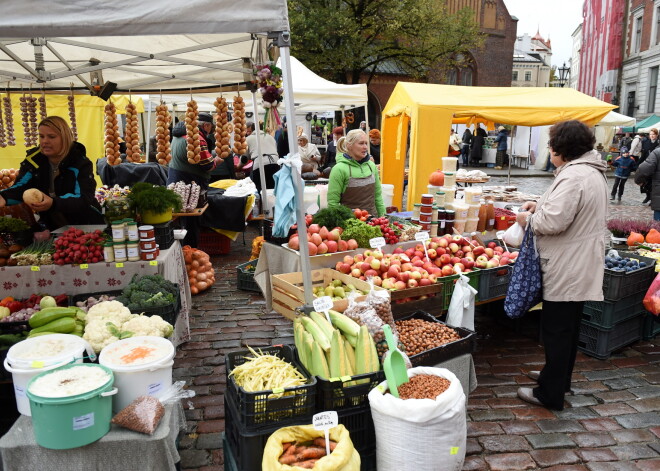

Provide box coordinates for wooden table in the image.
[172,203,208,218]
[456,178,490,187]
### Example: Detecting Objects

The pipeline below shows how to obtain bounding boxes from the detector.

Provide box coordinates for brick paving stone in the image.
[637,460,660,471]
[592,390,637,403]
[575,448,618,462]
[536,419,585,433]
[468,421,504,437]
[466,438,483,455]
[462,456,488,470]
[484,452,537,471]
[470,386,496,398]
[610,443,658,460]
[492,385,521,397]
[650,441,660,454]
[543,466,589,471]
[204,406,224,420]
[610,356,649,367]
[196,433,222,450]
[582,368,642,381]
[610,428,656,443]
[479,434,531,453]
[514,374,537,385]
[512,407,556,420]
[529,449,580,467]
[564,395,599,408]
[179,450,211,468]
[554,407,599,420]
[592,403,638,417]
[571,382,609,395]
[525,433,575,449]
[572,361,617,372]
[651,427,660,438]
[585,462,643,471]
[644,373,660,384]
[602,377,649,390]
[467,399,490,411]
[491,365,524,376]
[475,375,517,387]
[470,409,516,421]
[569,432,616,448]
[579,418,623,431]
[486,397,529,408]
[615,412,660,428]
[499,420,541,435]
[196,420,225,433]
[630,385,660,398]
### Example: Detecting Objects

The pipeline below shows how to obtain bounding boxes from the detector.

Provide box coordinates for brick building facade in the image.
[366,0,517,127]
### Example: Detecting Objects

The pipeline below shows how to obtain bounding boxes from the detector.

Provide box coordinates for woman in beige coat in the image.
[514,120,608,410]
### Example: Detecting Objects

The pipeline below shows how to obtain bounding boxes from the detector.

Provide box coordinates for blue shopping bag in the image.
[504,224,543,319]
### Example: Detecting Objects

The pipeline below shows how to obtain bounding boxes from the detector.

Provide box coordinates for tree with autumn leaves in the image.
[288,0,484,85]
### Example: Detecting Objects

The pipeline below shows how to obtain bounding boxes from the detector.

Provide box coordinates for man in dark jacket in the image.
[494,126,508,170]
[461,128,472,167]
[470,124,487,166]
[635,147,660,220]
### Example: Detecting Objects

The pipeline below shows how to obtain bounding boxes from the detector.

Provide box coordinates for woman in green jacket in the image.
[327,129,385,216]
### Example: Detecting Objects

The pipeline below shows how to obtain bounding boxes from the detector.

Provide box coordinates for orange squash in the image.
[429,169,445,186]
[646,228,660,244]
[627,231,645,246]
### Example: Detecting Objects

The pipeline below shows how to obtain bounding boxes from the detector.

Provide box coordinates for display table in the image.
[436,353,477,399]
[0,402,185,471]
[0,241,191,346]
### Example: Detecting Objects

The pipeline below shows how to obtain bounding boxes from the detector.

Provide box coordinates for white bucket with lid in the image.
[99,336,175,412]
[381,184,394,208]
[4,334,95,416]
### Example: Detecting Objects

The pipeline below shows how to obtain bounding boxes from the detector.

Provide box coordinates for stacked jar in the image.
[111,220,127,262]
[138,225,160,261]
[437,207,447,235]
[124,219,140,261]
[443,172,456,188]
[452,202,469,234]
[442,157,458,172]
[466,201,481,234]
[419,193,434,232]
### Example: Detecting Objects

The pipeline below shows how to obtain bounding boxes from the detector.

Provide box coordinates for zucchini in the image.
[27,331,58,338]
[28,307,76,328]
[30,317,77,334]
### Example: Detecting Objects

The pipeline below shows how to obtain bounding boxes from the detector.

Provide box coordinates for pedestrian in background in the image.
[630,134,643,161]
[461,128,472,167]
[494,125,508,170]
[610,146,637,202]
[635,146,660,220]
[369,129,381,165]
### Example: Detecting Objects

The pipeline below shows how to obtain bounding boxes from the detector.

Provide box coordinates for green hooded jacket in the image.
[327,153,385,216]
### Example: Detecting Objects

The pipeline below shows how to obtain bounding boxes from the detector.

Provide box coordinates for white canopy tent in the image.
[0,0,317,305]
[595,111,635,155]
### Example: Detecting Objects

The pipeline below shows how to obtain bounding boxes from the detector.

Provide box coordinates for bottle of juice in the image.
[485,200,495,231]
[477,199,488,232]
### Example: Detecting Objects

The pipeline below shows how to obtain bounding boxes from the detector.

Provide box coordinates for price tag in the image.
[272,387,285,394]
[149,260,158,266]
[450,446,460,455]
[31,361,45,368]
[115,262,124,268]
[415,231,430,241]
[313,296,334,323]
[30,266,40,272]
[80,264,89,269]
[369,237,386,250]
[313,411,339,457]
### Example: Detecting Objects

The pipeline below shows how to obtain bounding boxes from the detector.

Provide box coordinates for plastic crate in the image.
[395,311,477,366]
[263,219,291,245]
[153,220,175,250]
[438,270,481,311]
[236,260,260,293]
[222,432,238,471]
[315,370,385,412]
[582,291,646,329]
[578,313,644,360]
[477,264,513,302]
[198,229,231,255]
[642,311,660,340]
[603,251,656,301]
[225,345,317,430]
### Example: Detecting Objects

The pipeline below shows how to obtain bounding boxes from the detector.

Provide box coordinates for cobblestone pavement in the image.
[175,179,660,470]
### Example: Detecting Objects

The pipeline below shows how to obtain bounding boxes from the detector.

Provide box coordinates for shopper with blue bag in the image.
[510,120,608,410]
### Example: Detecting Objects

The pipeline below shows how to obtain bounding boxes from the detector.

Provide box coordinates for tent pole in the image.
[507,125,516,186]
[365,104,370,136]
[145,101,152,162]
[279,34,313,307]
[251,90,270,217]
[341,106,346,134]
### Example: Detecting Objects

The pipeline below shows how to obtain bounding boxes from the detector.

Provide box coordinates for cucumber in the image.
[28,307,76,328]
[30,317,77,334]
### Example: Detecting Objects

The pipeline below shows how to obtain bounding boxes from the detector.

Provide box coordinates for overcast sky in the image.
[503,0,583,68]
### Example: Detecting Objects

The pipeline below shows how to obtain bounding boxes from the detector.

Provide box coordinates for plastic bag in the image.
[365,277,397,336]
[643,272,660,316]
[111,381,195,435]
[343,291,387,344]
[262,424,360,471]
[502,222,524,247]
[446,273,477,330]
[368,367,466,471]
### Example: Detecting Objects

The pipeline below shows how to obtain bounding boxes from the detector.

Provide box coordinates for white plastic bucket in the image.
[303,187,320,214]
[4,334,95,416]
[381,184,395,208]
[317,184,329,210]
[99,336,175,412]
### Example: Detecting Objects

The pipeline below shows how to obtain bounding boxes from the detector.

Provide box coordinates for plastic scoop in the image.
[382,324,408,398]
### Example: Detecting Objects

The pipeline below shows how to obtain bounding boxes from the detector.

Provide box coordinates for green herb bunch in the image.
[128,183,182,215]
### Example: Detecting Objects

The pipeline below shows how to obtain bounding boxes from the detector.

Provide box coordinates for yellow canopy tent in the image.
[0,94,143,178]
[381,83,617,209]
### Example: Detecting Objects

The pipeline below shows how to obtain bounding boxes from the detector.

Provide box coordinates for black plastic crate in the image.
[153,220,175,250]
[439,270,481,310]
[477,264,513,302]
[642,311,660,340]
[225,345,316,430]
[582,291,645,329]
[236,260,260,293]
[222,432,238,471]
[315,370,384,412]
[395,311,477,366]
[263,218,291,245]
[578,313,644,360]
[603,251,656,301]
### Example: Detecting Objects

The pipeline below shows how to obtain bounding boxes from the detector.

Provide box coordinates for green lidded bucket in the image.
[26,363,117,449]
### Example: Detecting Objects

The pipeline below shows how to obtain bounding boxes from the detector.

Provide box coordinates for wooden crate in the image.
[271,269,383,320]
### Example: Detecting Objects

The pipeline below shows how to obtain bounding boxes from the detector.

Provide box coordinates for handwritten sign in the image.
[369,237,386,250]
[415,231,430,241]
[313,296,334,323]
[313,411,338,456]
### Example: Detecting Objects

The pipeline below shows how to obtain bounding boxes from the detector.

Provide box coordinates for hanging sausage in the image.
[2,93,15,146]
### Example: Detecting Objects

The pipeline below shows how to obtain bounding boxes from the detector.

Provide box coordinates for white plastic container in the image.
[99,336,175,412]
[427,184,442,196]
[303,187,320,215]
[441,186,456,204]
[443,172,456,188]
[4,334,95,416]
[317,184,329,210]
[467,204,481,219]
[465,218,479,233]
[464,187,482,205]
[442,157,458,172]
[381,184,394,208]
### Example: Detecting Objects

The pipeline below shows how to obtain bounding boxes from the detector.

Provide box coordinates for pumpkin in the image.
[183,245,215,294]
[646,228,660,244]
[627,231,645,246]
[429,169,445,186]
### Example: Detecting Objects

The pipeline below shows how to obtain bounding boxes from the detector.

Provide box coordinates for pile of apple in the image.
[288,224,359,256]
[335,234,518,291]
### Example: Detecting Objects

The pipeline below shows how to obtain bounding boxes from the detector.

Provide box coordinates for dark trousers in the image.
[533,300,584,410]
[496,150,506,167]
[611,177,627,198]
[461,145,470,166]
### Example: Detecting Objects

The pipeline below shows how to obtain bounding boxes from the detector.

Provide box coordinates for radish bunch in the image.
[53,228,106,265]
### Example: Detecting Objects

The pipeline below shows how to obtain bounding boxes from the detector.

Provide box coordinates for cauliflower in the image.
[86,300,133,326]
[122,315,174,338]
[83,320,126,353]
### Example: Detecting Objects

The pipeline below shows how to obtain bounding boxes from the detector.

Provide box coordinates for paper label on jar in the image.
[127,247,139,257]
[73,412,95,431]
[127,229,139,241]
[112,228,125,240]
[147,382,164,396]
[114,248,127,258]
[489,219,495,226]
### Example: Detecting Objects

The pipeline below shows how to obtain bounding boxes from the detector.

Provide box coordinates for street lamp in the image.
[557,62,570,88]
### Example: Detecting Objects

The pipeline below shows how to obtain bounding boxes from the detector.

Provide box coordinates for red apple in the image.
[394,280,407,290]
[288,236,300,250]
[338,239,348,251]
[347,239,359,250]
[343,255,354,265]
[451,256,461,265]
[354,253,364,262]
[438,238,449,248]
[407,279,419,288]
[487,241,497,249]
[419,278,432,287]
[364,269,379,278]
[484,248,494,258]
[316,242,328,254]
[308,224,321,234]
[351,268,362,277]
[455,250,464,258]
[360,262,371,274]
[372,276,382,286]
[326,240,338,253]
[319,226,329,240]
[308,242,318,255]
[449,242,460,253]
[427,248,437,259]
[401,262,413,272]
[399,271,411,283]
[440,254,452,265]
[310,233,323,246]
[441,265,454,276]
[472,246,485,257]
[387,266,400,278]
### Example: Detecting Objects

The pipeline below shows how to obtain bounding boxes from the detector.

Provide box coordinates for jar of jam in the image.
[445,209,455,235]
[437,208,447,234]
[140,238,157,251]
[140,248,158,261]
[138,225,155,239]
